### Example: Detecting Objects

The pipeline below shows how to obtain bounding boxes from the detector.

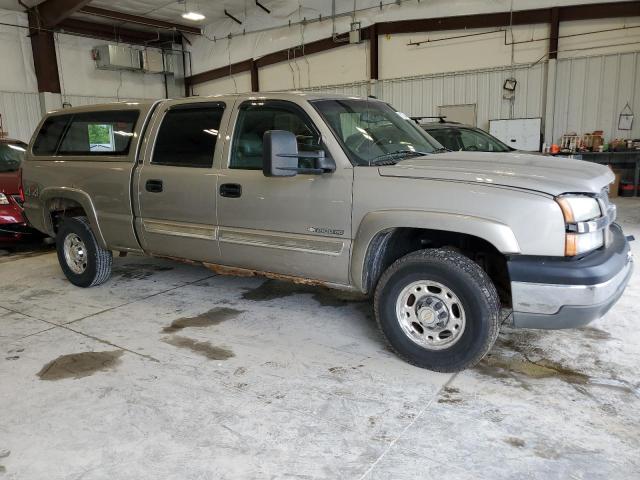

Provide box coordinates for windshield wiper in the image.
[432,147,450,153]
[370,149,431,165]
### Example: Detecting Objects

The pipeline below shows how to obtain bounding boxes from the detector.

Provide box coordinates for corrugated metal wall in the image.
[377,63,547,131]
[62,95,149,107]
[294,81,370,97]
[298,64,547,132]
[299,52,640,145]
[4,51,638,145]
[553,51,640,142]
[0,91,42,143]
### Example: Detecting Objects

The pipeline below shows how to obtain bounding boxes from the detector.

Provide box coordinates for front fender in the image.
[350,209,520,292]
[38,187,108,249]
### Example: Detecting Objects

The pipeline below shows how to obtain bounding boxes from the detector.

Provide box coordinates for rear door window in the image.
[57,110,139,155]
[152,103,225,168]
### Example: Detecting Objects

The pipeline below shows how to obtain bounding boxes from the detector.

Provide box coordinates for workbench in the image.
[566,151,640,193]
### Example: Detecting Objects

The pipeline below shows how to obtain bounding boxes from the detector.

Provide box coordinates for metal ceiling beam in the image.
[185,1,640,88]
[549,7,560,60]
[36,0,92,27]
[187,59,254,85]
[369,24,378,80]
[250,60,260,91]
[558,1,640,21]
[79,6,202,35]
[57,18,176,45]
[27,10,61,93]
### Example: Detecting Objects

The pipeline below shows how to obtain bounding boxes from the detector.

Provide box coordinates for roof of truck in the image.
[44,92,378,115]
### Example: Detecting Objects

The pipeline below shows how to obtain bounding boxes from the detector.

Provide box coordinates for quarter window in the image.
[152,103,225,168]
[33,115,71,155]
[230,102,320,170]
[57,110,139,155]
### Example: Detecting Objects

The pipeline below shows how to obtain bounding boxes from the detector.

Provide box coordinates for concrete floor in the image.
[1,200,639,480]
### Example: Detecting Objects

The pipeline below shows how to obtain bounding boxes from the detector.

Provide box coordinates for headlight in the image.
[556,195,605,256]
[0,193,9,205]
[556,195,601,222]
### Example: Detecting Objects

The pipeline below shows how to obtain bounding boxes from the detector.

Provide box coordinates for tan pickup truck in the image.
[21,93,632,372]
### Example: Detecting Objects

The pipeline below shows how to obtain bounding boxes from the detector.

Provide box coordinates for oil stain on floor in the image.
[37,350,123,381]
[475,330,589,386]
[475,330,639,396]
[477,351,589,384]
[163,336,234,360]
[162,307,244,333]
[242,279,366,307]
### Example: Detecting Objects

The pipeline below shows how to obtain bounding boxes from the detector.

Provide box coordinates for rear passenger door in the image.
[134,101,229,262]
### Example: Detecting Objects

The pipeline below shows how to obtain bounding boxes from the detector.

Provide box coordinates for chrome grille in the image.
[597,187,616,246]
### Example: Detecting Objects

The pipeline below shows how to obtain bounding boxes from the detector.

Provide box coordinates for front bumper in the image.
[508,224,633,329]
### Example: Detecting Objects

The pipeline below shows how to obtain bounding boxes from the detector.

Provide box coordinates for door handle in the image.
[219,183,242,198]
[145,179,163,193]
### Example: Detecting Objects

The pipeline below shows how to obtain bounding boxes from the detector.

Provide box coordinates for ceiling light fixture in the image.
[182,11,205,21]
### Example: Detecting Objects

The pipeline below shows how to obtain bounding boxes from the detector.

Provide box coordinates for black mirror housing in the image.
[263,129,336,177]
[263,130,299,177]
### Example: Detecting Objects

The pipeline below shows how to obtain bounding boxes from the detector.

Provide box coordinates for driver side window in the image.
[230,102,320,170]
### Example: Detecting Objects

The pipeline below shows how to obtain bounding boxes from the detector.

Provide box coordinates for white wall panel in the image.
[260,43,369,91]
[379,25,548,80]
[378,63,547,131]
[55,34,165,102]
[0,91,41,142]
[191,73,253,96]
[0,9,37,94]
[552,51,640,143]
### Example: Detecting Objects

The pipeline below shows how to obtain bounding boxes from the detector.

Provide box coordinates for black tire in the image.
[56,216,112,288]
[374,249,500,372]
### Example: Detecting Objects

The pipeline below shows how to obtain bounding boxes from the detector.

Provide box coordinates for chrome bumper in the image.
[511,254,633,329]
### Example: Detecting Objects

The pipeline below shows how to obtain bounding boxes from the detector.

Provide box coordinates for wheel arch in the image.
[352,210,519,296]
[40,187,107,249]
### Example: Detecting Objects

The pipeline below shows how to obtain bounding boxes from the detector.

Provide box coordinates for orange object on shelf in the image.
[550,144,560,154]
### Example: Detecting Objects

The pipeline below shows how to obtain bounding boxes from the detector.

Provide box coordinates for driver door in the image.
[216,99,353,285]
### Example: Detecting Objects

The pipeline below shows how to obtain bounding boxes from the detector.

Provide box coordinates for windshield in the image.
[0,142,26,173]
[313,99,442,165]
[426,127,512,152]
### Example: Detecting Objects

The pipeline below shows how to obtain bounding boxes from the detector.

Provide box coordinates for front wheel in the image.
[374,249,500,372]
[56,216,112,287]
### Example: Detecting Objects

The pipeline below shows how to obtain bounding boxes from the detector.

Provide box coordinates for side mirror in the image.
[263,130,335,177]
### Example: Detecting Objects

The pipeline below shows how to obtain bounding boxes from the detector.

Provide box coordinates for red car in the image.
[0,138,33,245]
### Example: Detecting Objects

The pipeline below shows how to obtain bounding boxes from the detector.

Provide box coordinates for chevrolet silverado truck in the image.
[21,93,633,372]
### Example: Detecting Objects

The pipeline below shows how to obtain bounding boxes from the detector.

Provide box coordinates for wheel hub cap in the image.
[416,296,448,328]
[395,281,466,350]
[63,233,88,274]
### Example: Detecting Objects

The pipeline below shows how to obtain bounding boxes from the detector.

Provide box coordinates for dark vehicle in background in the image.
[414,117,514,153]
[0,138,35,245]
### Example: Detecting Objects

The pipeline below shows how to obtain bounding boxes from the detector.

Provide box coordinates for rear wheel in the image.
[374,248,500,372]
[56,216,112,287]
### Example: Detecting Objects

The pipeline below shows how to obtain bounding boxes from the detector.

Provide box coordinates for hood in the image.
[378,151,613,196]
[0,171,20,195]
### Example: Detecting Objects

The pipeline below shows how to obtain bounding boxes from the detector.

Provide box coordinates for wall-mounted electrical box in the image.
[349,22,361,44]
